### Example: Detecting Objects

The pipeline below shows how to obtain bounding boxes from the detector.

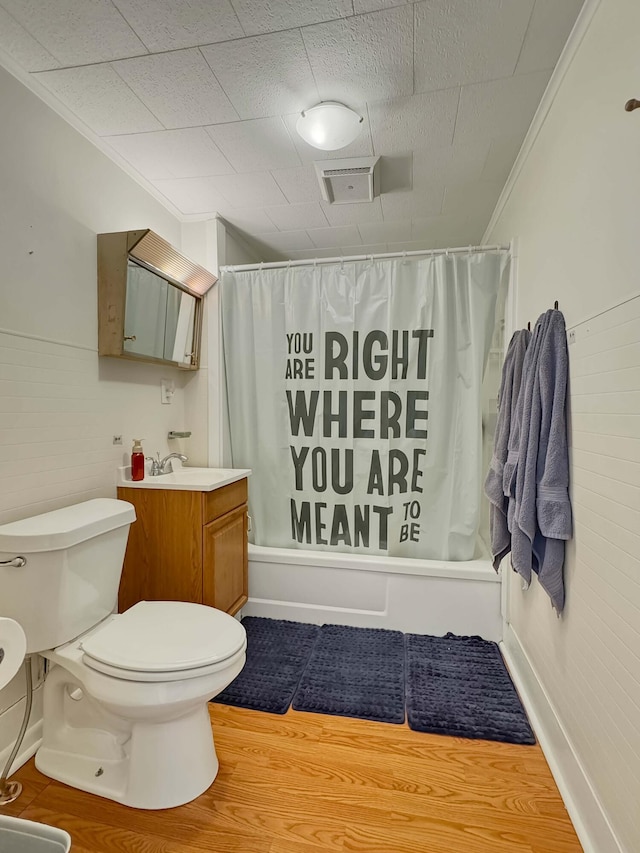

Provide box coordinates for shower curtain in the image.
[221,252,508,561]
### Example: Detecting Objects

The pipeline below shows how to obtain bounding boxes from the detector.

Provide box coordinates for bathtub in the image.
[244,540,502,641]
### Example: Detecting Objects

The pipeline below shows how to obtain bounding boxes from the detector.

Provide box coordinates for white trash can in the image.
[0,815,71,852]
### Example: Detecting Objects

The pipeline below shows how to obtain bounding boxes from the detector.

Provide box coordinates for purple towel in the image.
[510,310,572,612]
[484,329,531,569]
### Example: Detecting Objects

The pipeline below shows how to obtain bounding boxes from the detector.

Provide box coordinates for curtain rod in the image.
[220,243,511,273]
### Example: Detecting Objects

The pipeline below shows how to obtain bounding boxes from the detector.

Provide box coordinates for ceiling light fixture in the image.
[295,102,364,151]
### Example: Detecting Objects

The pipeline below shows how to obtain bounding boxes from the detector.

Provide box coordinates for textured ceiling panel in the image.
[302,6,414,104]
[0,6,60,71]
[0,0,584,259]
[230,0,353,37]
[112,0,244,51]
[414,0,535,92]
[308,225,362,249]
[320,198,384,227]
[271,164,325,204]
[266,202,329,231]
[107,128,234,180]
[367,89,459,155]
[206,117,301,173]
[515,0,585,74]
[34,64,162,136]
[380,187,444,221]
[152,177,229,215]
[454,70,552,147]
[1,0,147,65]
[113,49,239,129]
[201,30,318,121]
[206,171,288,208]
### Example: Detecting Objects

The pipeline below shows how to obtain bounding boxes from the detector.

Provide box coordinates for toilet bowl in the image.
[37,601,246,810]
[0,499,247,810]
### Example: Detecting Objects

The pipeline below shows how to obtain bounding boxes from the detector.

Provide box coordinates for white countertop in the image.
[117,465,251,492]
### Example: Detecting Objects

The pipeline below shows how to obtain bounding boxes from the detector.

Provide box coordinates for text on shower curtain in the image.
[286,328,435,550]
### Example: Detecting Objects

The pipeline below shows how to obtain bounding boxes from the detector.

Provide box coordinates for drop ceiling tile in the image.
[1,0,146,65]
[368,90,459,155]
[320,199,383,227]
[106,128,234,180]
[381,187,444,220]
[454,70,552,147]
[201,30,318,121]
[113,49,238,129]
[481,133,526,183]
[266,202,329,231]
[262,230,316,251]
[208,171,288,207]
[414,0,534,92]
[410,213,471,244]
[302,6,414,104]
[379,153,413,195]
[286,248,346,260]
[353,0,409,12]
[340,243,389,255]
[386,240,442,252]
[152,177,227,215]
[230,0,353,37]
[412,143,489,188]
[0,6,60,71]
[206,117,300,172]
[271,164,324,203]
[216,208,278,233]
[516,0,584,75]
[442,181,503,219]
[112,0,244,51]
[308,225,361,248]
[282,110,374,163]
[358,220,412,244]
[34,65,162,136]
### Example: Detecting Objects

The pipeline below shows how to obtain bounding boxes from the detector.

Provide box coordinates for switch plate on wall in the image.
[161,379,174,404]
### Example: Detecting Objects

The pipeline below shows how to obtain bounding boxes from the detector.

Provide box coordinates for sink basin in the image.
[117,465,251,492]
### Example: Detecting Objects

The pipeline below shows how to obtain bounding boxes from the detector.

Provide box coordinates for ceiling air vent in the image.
[315,156,380,205]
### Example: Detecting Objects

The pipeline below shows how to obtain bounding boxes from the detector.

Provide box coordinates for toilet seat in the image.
[80,600,246,682]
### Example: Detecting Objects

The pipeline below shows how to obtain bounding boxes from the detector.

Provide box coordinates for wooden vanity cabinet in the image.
[117,478,248,616]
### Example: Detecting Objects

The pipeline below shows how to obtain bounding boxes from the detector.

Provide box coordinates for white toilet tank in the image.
[0,498,136,654]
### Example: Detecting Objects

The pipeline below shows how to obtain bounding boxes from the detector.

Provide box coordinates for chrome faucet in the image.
[147,452,189,476]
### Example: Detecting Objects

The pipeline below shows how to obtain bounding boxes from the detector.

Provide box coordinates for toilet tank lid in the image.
[0,499,136,553]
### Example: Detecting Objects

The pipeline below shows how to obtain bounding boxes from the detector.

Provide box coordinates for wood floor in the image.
[4,704,583,853]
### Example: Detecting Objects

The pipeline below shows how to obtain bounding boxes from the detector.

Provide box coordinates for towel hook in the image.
[527,321,531,331]
[554,300,559,310]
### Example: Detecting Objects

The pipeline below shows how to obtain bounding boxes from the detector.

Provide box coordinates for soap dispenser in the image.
[131,438,145,481]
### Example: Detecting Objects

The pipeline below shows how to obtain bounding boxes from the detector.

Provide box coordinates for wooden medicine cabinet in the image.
[98,229,217,370]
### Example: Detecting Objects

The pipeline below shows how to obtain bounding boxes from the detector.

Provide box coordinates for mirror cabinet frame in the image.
[97,229,217,370]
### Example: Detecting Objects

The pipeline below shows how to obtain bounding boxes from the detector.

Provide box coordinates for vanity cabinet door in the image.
[203,504,248,616]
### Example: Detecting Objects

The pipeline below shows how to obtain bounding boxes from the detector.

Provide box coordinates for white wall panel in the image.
[487,1,640,848]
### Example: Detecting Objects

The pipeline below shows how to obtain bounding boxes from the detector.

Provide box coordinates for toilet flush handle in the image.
[0,556,26,568]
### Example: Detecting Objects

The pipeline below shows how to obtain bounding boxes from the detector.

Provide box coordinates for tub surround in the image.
[245,541,502,641]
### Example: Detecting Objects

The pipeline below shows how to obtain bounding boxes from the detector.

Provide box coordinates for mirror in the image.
[124,260,196,365]
[98,230,216,370]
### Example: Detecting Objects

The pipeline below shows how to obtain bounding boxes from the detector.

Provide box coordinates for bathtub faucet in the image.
[148,452,189,476]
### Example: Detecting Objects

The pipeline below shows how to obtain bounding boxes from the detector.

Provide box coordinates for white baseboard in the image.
[0,684,43,777]
[501,625,623,853]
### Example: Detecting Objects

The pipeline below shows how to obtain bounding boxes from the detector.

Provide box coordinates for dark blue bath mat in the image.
[213,617,319,714]
[292,624,405,724]
[405,633,535,744]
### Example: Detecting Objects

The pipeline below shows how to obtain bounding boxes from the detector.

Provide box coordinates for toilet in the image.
[0,498,246,810]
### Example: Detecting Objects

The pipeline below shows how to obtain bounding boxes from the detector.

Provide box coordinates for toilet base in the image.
[36,701,219,809]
